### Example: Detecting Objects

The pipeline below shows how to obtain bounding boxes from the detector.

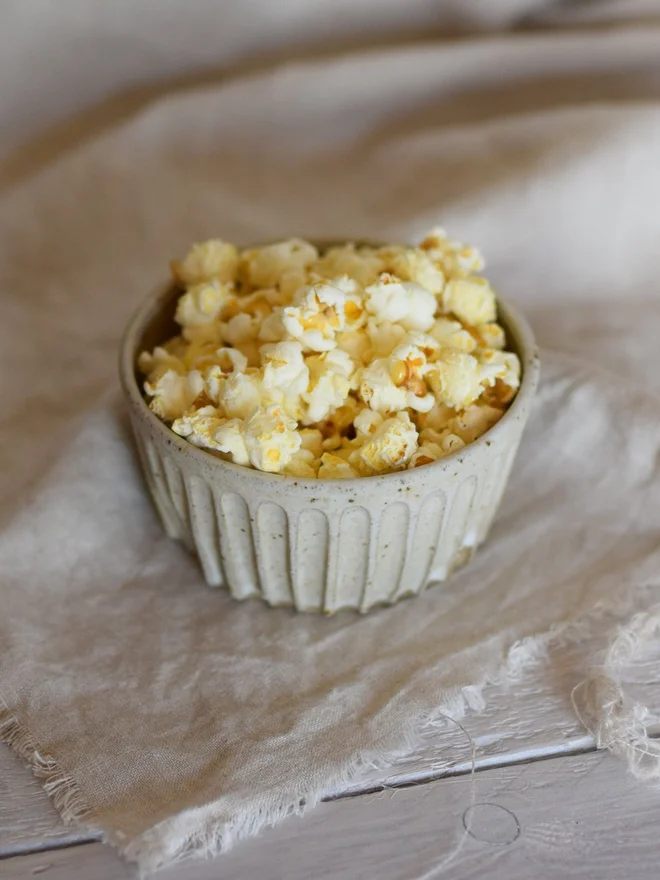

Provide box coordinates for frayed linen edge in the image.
[1,582,656,876]
[0,692,98,833]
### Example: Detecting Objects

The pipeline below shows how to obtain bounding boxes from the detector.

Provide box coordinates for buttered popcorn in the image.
[140,230,521,477]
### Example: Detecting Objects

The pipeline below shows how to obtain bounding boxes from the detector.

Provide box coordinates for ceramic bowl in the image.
[119,248,539,613]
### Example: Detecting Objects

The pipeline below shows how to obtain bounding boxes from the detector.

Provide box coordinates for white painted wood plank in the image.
[2,635,659,858]
[4,749,660,880]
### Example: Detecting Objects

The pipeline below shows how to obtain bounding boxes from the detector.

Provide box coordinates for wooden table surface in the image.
[2,636,659,879]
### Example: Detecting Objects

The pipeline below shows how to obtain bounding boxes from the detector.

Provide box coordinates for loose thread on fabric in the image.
[409,713,478,880]
[571,605,660,781]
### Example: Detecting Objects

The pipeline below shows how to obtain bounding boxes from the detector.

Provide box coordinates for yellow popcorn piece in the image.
[442,277,497,326]
[303,349,355,424]
[242,239,318,289]
[144,369,204,422]
[174,279,234,330]
[335,328,371,364]
[477,323,506,350]
[415,401,456,433]
[314,244,383,288]
[409,442,444,468]
[365,319,408,359]
[282,279,364,352]
[284,448,319,478]
[261,341,309,398]
[426,348,501,410]
[364,275,437,332]
[299,428,324,459]
[220,370,263,420]
[359,343,434,414]
[428,318,477,353]
[479,349,521,390]
[387,247,445,295]
[447,404,503,444]
[317,453,359,480]
[354,408,383,437]
[138,346,185,385]
[419,227,484,278]
[172,409,250,466]
[171,240,239,286]
[244,406,301,473]
[359,411,419,473]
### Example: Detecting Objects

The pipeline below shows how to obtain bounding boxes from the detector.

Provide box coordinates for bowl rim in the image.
[119,244,540,488]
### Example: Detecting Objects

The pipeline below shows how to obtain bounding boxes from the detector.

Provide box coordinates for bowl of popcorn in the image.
[120,230,539,613]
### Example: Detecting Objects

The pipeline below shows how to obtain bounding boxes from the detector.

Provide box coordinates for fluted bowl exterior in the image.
[119,276,539,614]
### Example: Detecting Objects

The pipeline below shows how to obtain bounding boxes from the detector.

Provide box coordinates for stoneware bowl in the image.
[119,246,539,614]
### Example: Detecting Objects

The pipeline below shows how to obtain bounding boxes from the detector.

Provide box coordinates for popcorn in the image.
[317,453,359,480]
[415,401,455,433]
[335,329,371,364]
[171,240,238,286]
[221,312,261,365]
[447,404,503,444]
[244,406,301,473]
[282,279,363,352]
[354,408,383,437]
[220,370,263,420]
[261,341,309,398]
[419,227,484,278]
[175,280,234,329]
[365,276,436,331]
[365,319,408,359]
[428,318,477,353]
[426,348,501,410]
[359,411,419,473]
[477,323,506,350]
[299,428,324,459]
[479,349,521,390]
[303,349,355,424]
[242,239,318,289]
[409,443,444,468]
[142,230,520,475]
[359,344,435,414]
[172,408,250,466]
[284,448,319,478]
[144,369,204,421]
[442,277,497,326]
[385,247,445,295]
[314,244,383,288]
[138,346,185,384]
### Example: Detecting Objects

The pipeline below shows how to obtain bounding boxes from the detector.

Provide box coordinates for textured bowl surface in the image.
[119,267,539,613]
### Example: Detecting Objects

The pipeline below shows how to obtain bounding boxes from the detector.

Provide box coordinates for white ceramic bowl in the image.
[119,255,539,613]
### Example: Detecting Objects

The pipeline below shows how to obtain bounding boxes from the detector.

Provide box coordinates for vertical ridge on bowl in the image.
[218,492,261,600]
[162,455,193,550]
[329,506,370,613]
[295,509,330,612]
[254,502,294,607]
[183,476,224,587]
[396,492,447,603]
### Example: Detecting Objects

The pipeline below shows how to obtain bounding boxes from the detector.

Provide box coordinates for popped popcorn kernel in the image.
[359,411,419,473]
[426,348,501,410]
[443,277,497,326]
[141,229,520,475]
[241,239,318,289]
[171,240,238,286]
[365,276,436,331]
[317,453,359,480]
[244,406,301,473]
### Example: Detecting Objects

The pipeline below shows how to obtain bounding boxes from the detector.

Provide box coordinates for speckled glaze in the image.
[119,252,539,613]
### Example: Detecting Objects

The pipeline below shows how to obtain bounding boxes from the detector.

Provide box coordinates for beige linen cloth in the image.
[2,1,660,873]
